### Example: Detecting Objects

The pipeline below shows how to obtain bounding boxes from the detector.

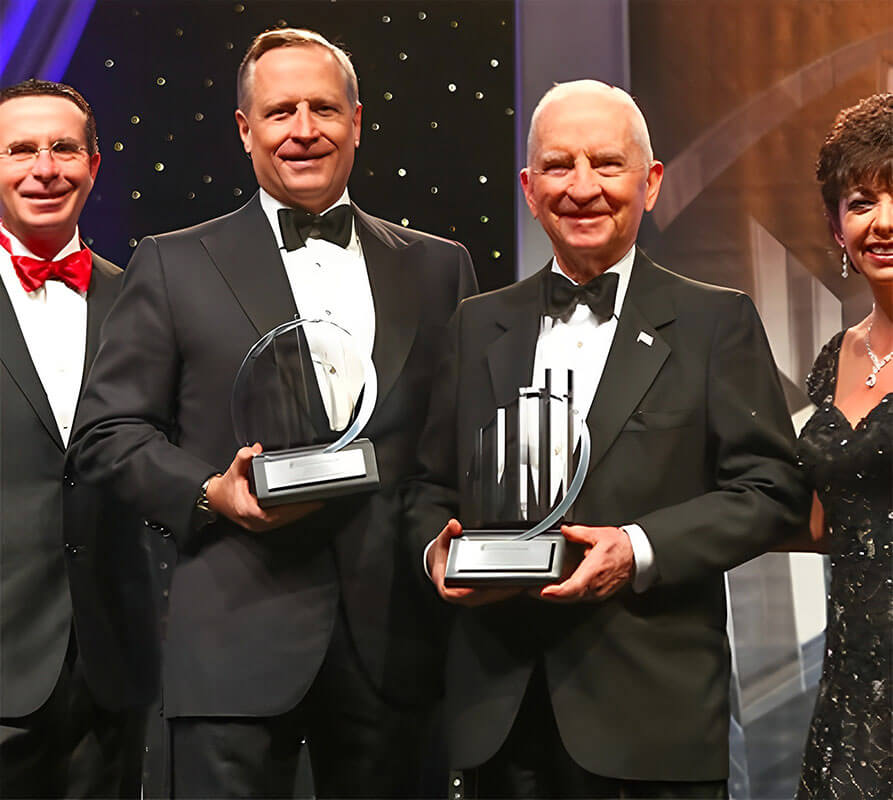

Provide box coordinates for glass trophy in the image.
[231,317,379,507]
[444,369,591,587]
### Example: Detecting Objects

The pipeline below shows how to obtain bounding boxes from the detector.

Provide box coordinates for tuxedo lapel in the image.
[82,254,120,382]
[354,206,420,410]
[585,253,675,471]
[0,281,62,450]
[485,268,545,410]
[200,193,298,338]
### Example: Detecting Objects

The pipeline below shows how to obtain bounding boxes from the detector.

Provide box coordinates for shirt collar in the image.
[550,244,636,319]
[0,222,82,261]
[259,187,353,251]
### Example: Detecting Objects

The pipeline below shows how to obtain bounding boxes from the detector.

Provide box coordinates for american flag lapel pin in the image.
[636,331,654,347]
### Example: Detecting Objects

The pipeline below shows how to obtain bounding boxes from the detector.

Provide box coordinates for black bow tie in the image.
[278,205,353,251]
[545,270,619,324]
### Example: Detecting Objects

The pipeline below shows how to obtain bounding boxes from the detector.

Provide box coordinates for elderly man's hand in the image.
[427,519,524,607]
[206,443,322,532]
[538,525,634,602]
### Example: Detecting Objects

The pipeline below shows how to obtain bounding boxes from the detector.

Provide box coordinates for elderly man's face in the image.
[520,93,662,272]
[236,45,361,213]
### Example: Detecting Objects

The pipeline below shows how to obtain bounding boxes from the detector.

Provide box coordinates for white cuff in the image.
[422,538,436,582]
[622,523,657,593]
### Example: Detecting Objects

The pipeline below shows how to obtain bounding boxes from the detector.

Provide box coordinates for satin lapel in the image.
[82,254,119,383]
[0,281,62,449]
[585,254,675,471]
[200,193,298,337]
[355,206,419,409]
[485,267,547,410]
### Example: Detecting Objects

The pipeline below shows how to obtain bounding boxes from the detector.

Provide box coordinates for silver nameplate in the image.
[265,448,367,490]
[453,539,558,571]
[444,531,566,587]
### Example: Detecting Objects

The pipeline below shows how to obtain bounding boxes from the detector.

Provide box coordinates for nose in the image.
[873,195,893,236]
[565,159,603,203]
[289,103,319,141]
[30,147,61,181]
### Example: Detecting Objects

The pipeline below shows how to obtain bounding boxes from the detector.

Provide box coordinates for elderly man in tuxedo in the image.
[412,80,810,798]
[70,28,477,799]
[0,79,156,798]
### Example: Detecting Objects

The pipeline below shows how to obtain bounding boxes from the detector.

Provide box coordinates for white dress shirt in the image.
[0,224,87,446]
[534,247,656,592]
[259,188,375,431]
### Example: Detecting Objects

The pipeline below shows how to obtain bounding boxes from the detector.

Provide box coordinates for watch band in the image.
[194,473,222,527]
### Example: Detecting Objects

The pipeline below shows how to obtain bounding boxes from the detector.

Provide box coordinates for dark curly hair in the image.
[816,93,893,223]
[0,78,98,155]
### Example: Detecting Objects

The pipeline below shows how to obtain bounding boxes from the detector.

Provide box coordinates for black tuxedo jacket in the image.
[407,253,810,781]
[1,254,159,717]
[70,193,477,717]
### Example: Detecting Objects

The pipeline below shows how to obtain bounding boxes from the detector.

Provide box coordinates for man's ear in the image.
[643,161,664,213]
[520,168,538,218]
[88,151,101,181]
[235,109,252,155]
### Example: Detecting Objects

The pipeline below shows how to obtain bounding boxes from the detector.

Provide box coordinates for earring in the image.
[841,249,848,279]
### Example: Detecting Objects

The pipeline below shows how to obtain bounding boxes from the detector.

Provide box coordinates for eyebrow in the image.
[5,135,84,145]
[537,148,630,163]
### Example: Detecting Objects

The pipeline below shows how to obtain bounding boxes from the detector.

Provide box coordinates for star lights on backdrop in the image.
[67,1,515,290]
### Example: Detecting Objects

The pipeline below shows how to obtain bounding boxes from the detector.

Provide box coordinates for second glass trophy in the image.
[231,317,379,507]
[444,369,590,587]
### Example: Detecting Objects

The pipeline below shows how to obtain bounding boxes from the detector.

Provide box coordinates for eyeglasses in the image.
[0,140,90,163]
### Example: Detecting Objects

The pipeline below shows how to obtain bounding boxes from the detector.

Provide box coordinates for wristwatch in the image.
[194,474,221,528]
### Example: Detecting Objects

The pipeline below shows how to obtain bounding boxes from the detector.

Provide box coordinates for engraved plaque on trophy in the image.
[444,369,591,587]
[231,318,379,507]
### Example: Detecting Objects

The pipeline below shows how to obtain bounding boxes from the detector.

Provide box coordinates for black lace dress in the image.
[796,331,893,800]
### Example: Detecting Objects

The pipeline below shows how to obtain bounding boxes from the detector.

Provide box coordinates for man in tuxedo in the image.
[413,80,810,798]
[0,79,156,797]
[70,28,477,798]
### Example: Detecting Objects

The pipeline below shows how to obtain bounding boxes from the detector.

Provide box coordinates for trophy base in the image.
[444,530,566,587]
[250,438,379,507]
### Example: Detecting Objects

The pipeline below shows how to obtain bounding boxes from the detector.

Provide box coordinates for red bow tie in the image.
[0,226,92,294]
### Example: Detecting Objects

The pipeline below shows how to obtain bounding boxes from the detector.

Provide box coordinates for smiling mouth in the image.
[866,243,893,256]
[279,151,329,166]
[22,192,70,203]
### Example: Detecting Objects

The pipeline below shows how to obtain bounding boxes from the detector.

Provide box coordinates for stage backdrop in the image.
[63,0,516,292]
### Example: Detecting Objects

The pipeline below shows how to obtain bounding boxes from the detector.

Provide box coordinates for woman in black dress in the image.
[796,93,892,799]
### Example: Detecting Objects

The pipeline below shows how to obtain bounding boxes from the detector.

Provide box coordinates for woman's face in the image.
[836,180,893,284]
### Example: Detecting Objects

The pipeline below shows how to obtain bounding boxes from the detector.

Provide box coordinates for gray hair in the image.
[526,80,653,165]
[237,28,359,112]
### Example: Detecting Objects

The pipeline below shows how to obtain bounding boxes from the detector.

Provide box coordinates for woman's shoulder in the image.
[805,330,847,405]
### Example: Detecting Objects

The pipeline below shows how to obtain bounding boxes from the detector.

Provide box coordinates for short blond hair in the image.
[237,28,359,112]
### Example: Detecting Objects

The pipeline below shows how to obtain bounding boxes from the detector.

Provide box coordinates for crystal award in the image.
[231,318,379,507]
[444,369,590,586]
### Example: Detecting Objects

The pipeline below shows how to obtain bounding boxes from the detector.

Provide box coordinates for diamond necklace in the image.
[865,310,893,388]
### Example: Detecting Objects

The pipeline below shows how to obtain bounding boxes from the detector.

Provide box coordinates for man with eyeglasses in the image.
[0,79,156,797]
[410,80,809,798]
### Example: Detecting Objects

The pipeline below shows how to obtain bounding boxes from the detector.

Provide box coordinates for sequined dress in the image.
[796,331,892,800]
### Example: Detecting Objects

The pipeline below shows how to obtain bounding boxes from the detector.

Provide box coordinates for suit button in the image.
[65,544,79,556]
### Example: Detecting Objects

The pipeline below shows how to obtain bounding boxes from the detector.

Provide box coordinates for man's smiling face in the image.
[0,94,99,251]
[520,89,662,276]
[235,44,362,213]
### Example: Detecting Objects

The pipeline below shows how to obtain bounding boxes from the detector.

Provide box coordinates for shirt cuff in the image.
[622,523,658,593]
[422,538,436,582]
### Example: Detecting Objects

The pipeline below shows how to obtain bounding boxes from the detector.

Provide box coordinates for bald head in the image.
[526,80,653,166]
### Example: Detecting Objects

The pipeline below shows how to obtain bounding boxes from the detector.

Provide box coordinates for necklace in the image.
[865,312,893,388]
